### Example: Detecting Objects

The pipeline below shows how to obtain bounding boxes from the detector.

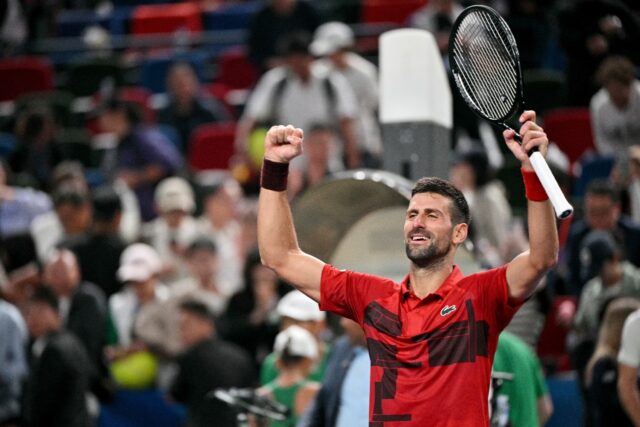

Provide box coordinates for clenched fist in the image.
[264,125,304,164]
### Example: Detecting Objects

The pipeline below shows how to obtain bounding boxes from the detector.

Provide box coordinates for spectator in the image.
[247,0,322,73]
[311,22,383,168]
[237,32,360,196]
[169,300,255,427]
[261,290,330,385]
[136,238,232,358]
[407,0,463,56]
[221,249,286,370]
[23,286,93,427]
[142,177,199,285]
[492,331,554,427]
[573,230,640,346]
[449,148,513,265]
[618,306,640,426]
[70,185,127,298]
[30,181,92,262]
[0,296,27,426]
[97,97,182,221]
[590,56,640,162]
[9,106,61,190]
[301,124,333,188]
[198,178,245,295]
[43,249,108,393]
[157,62,230,151]
[106,243,168,388]
[564,180,640,295]
[0,159,51,240]
[558,0,640,106]
[258,325,320,427]
[629,145,640,223]
[585,297,640,427]
[298,317,370,427]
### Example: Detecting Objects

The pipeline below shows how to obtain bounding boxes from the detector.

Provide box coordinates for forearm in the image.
[339,118,360,168]
[258,188,300,269]
[527,198,559,272]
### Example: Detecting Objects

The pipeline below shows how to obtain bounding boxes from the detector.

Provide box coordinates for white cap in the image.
[310,22,354,56]
[274,325,318,359]
[277,290,325,322]
[155,177,195,214]
[117,243,162,283]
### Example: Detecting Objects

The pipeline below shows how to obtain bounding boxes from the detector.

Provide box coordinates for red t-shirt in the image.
[320,264,521,427]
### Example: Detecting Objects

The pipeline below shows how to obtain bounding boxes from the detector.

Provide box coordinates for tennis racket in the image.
[448,5,573,219]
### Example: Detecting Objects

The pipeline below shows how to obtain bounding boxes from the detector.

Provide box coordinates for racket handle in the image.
[528,151,573,219]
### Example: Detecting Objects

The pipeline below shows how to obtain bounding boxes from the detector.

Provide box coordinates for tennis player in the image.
[257,110,558,426]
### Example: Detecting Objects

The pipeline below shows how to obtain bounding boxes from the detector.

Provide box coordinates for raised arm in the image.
[503,111,559,302]
[257,125,325,302]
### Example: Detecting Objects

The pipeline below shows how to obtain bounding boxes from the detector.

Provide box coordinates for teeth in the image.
[412,236,426,241]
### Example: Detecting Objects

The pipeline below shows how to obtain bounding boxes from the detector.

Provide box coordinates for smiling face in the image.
[404,192,467,268]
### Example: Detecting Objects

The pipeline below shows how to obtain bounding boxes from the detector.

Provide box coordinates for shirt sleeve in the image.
[474,265,523,331]
[320,264,394,326]
[618,310,640,368]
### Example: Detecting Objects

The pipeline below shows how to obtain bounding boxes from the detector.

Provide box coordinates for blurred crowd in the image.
[1,0,640,426]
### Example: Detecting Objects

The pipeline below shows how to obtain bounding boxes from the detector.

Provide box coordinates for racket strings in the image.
[451,11,520,121]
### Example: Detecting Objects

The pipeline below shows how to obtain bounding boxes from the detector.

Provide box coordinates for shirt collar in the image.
[400,266,465,301]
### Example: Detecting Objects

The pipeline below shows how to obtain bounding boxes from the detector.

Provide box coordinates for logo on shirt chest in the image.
[440,305,457,317]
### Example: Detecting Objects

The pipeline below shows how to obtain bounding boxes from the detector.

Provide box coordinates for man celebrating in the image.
[257,110,559,426]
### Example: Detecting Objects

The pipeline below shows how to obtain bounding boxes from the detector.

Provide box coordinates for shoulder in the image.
[590,88,611,112]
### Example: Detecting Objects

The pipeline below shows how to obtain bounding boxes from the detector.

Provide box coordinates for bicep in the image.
[275,251,325,302]
[506,251,545,302]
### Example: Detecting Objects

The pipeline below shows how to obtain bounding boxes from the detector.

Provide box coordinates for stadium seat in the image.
[202,1,260,31]
[572,154,615,198]
[0,57,54,102]
[361,0,427,24]
[0,132,16,159]
[188,122,236,171]
[522,69,568,116]
[542,108,594,173]
[131,3,202,35]
[139,51,209,94]
[65,59,126,98]
[56,10,109,37]
[216,47,258,91]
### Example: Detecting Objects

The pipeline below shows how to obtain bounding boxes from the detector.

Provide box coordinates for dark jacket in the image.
[24,331,93,427]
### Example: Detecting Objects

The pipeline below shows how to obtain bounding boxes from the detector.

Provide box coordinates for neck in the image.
[277,367,308,387]
[408,257,454,299]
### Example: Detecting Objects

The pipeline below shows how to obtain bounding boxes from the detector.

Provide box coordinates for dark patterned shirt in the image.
[320,264,521,427]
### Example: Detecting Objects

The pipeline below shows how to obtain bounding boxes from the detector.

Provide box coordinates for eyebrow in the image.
[406,208,444,215]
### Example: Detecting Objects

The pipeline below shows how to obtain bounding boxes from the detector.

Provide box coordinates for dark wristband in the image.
[521,168,548,201]
[261,159,289,191]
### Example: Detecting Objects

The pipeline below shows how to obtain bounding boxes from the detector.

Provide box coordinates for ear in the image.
[452,223,468,245]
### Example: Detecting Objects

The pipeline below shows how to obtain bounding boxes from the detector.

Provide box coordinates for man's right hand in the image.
[264,125,304,164]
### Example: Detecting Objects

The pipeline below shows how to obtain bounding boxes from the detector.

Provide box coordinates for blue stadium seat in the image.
[573,154,615,198]
[202,1,260,31]
[139,51,209,94]
[56,10,110,37]
[0,132,16,159]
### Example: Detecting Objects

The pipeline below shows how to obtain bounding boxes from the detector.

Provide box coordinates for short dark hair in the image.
[52,183,90,207]
[31,286,59,312]
[411,177,470,225]
[92,185,122,222]
[186,237,217,257]
[597,56,635,86]
[179,300,215,323]
[586,179,619,204]
[277,31,312,56]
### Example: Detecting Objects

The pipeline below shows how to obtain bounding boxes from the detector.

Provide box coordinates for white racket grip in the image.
[528,151,573,219]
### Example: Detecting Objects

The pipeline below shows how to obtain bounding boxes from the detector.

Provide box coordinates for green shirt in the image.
[493,332,549,427]
[263,379,312,427]
[260,343,331,385]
